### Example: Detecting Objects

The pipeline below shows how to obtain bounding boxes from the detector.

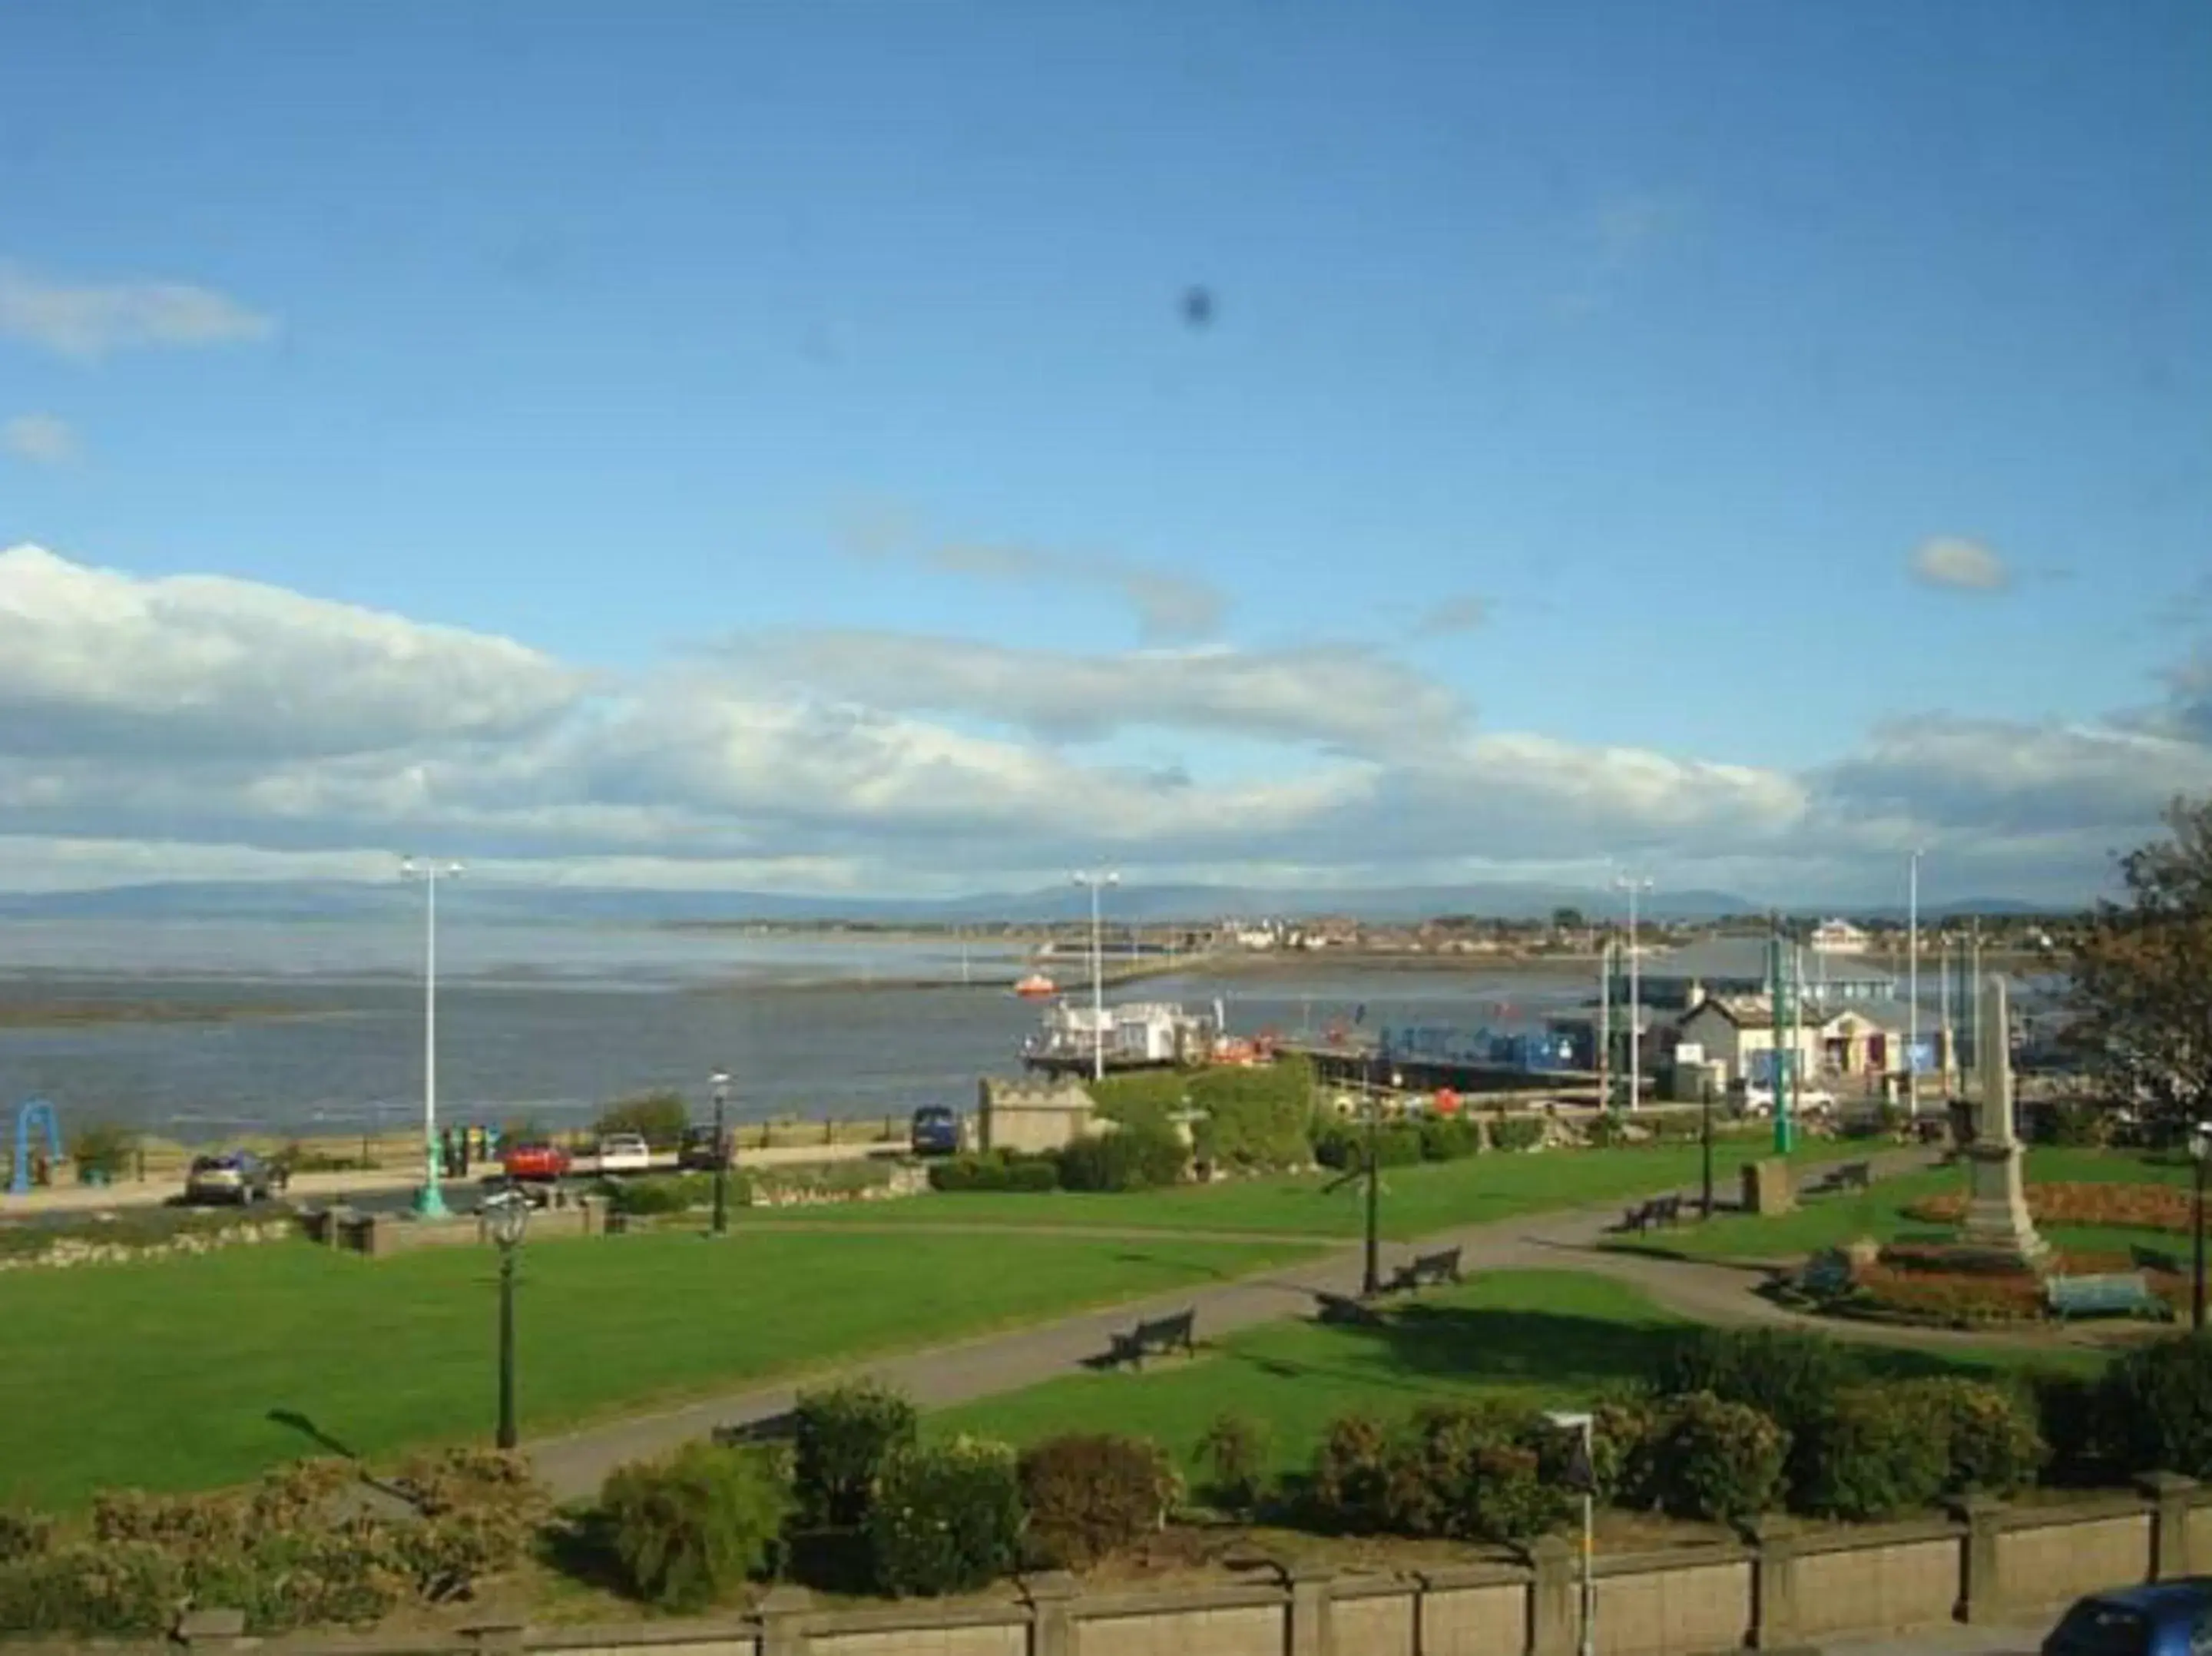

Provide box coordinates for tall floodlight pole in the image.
[401,857,463,1218]
[1908,849,1923,1118]
[1614,876,1653,1111]
[1074,870,1119,1082]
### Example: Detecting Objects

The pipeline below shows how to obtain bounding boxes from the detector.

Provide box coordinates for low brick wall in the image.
[110,1477,2212,1656]
[307,1201,605,1257]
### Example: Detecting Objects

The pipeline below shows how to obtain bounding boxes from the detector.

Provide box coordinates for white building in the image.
[1810,918,1872,954]
[1025,1002,1214,1067]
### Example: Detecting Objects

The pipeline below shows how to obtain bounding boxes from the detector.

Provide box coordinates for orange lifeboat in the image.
[1014,972,1058,999]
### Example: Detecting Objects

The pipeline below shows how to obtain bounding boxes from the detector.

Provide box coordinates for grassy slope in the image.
[0,1228,1311,1510]
[1605,1148,2199,1265]
[928,1269,2099,1476]
[753,1137,1866,1240]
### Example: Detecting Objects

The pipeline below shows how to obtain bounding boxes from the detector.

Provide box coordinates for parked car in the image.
[677,1124,733,1171]
[909,1105,962,1157]
[2043,1581,2212,1656]
[594,1132,652,1174]
[500,1141,571,1183]
[184,1150,284,1206]
[1739,1083,1836,1118]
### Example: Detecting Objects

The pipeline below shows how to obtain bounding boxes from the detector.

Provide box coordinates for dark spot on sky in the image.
[1181,286,1215,328]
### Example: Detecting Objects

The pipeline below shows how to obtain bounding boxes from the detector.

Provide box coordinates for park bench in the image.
[2045,1272,2170,1323]
[1814,1161,1873,1194]
[1621,1194,1686,1234]
[1387,1246,1464,1293]
[1108,1308,1197,1368]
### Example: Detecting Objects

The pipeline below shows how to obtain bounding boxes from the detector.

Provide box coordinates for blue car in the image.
[2045,1581,2212,1656]
[909,1106,961,1157]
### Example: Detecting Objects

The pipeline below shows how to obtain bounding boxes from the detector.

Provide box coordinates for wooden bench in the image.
[1621,1194,1686,1233]
[1108,1308,1197,1368]
[2046,1272,2169,1323]
[1388,1246,1464,1292]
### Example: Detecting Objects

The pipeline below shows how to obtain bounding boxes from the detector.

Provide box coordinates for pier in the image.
[1279,1038,1606,1101]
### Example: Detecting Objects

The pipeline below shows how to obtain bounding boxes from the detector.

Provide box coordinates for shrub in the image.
[1892,1377,2048,1496]
[1055,1124,1187,1192]
[1093,1058,1318,1171]
[594,1091,690,1150]
[2030,1369,2108,1481]
[793,1382,919,1529]
[1796,1386,1951,1520]
[928,1152,1059,1193]
[0,1541,184,1636]
[1391,1406,1569,1544]
[1310,1120,1422,1171]
[1418,1115,1483,1161]
[1491,1116,1545,1152]
[0,1509,52,1564]
[385,1448,550,1603]
[599,1441,791,1612]
[68,1121,138,1180]
[1196,1413,1272,1514]
[868,1438,1025,1597]
[2098,1331,2212,1479]
[1018,1435,1180,1568]
[1532,1399,1660,1509]
[1312,1413,1392,1531]
[602,1173,716,1216]
[1656,1326,1860,1443]
[1648,1393,1790,1522]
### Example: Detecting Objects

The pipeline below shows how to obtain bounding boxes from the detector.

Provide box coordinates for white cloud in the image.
[0,541,2202,905]
[2,412,78,465]
[1909,536,2011,593]
[0,260,277,359]
[0,543,589,759]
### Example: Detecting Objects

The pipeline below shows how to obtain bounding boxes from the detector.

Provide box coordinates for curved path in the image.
[526,1148,2099,1500]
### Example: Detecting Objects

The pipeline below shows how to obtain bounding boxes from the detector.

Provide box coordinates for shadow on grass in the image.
[267,1407,359,1460]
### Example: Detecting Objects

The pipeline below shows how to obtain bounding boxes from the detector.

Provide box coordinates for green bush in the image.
[1055,1124,1187,1192]
[1892,1377,2048,1496]
[1018,1435,1180,1568]
[594,1091,691,1150]
[1387,1406,1570,1544]
[1649,1393,1790,1522]
[868,1438,1025,1597]
[1418,1115,1483,1161]
[2098,1331,2212,1479]
[793,1382,919,1529]
[1532,1399,1659,1509]
[1796,1386,1952,1520]
[927,1152,1059,1193]
[1310,1119,1422,1171]
[1196,1413,1272,1515]
[0,1509,52,1565]
[67,1121,138,1181]
[1656,1327,1861,1446]
[0,1541,185,1636]
[2029,1369,2107,1481]
[602,1173,716,1215]
[1312,1413,1392,1531]
[599,1442,792,1612]
[1490,1116,1545,1152]
[1092,1058,1318,1171]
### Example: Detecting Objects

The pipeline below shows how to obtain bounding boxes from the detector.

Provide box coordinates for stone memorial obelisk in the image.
[1956,974,2048,1268]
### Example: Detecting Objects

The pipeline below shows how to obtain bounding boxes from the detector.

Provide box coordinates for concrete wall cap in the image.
[174,1608,249,1640]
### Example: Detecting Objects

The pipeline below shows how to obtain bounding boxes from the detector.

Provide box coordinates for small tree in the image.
[594,1091,690,1149]
[68,1122,138,1181]
[2067,797,2212,1144]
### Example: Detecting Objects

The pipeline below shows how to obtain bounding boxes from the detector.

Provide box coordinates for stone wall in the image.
[976,1078,1098,1157]
[138,1477,2212,1656]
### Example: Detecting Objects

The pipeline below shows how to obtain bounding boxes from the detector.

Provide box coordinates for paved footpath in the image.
[530,1145,2104,1499]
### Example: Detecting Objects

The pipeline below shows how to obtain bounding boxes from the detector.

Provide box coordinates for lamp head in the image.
[2194,1124,2212,1164]
[486,1188,529,1248]
[1544,1409,1594,1431]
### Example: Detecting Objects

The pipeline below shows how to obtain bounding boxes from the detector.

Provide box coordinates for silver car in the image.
[184,1151,284,1205]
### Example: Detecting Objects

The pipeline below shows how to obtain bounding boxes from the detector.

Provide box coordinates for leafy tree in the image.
[594,1091,690,1149]
[2067,797,2212,1143]
[1551,906,1586,932]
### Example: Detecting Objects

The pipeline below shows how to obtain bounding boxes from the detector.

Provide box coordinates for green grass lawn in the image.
[754,1136,1866,1242]
[1605,1148,2198,1266]
[0,1229,1314,1512]
[928,1270,2094,1478]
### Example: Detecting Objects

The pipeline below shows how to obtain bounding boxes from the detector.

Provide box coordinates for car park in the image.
[184,1150,284,1206]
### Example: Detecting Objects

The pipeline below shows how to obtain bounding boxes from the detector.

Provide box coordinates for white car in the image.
[594,1132,652,1174]
[1740,1085,1836,1118]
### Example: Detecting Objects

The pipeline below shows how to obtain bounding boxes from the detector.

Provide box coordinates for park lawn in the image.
[753,1137,1866,1242]
[0,1228,1316,1512]
[927,1270,2094,1479]
[1604,1148,2200,1265]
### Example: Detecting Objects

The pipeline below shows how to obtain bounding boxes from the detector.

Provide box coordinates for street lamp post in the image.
[1614,876,1653,1111]
[2192,1123,2210,1331]
[487,1189,529,1449]
[1908,849,1924,1120]
[710,1069,731,1238]
[401,857,463,1219]
[1700,1078,1716,1217]
[1546,1410,1598,1656]
[1074,870,1119,1083]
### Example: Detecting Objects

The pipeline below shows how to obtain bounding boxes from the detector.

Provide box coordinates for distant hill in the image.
[0,876,2056,926]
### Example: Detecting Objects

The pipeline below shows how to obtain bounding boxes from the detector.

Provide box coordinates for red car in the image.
[500,1143,571,1182]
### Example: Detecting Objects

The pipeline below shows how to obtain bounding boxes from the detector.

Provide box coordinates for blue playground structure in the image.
[9,1098,61,1195]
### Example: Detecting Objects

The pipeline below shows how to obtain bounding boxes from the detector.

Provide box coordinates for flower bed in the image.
[0,1207,299,1272]
[1905,1181,2194,1234]
[1829,1242,2184,1326]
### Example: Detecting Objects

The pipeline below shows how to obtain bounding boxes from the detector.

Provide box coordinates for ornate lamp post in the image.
[710,1068,731,1238]
[2191,1123,2210,1332]
[1545,1409,1598,1656]
[486,1189,529,1449]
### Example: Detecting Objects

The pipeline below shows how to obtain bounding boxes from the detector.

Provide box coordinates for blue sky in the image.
[2,2,2208,903]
